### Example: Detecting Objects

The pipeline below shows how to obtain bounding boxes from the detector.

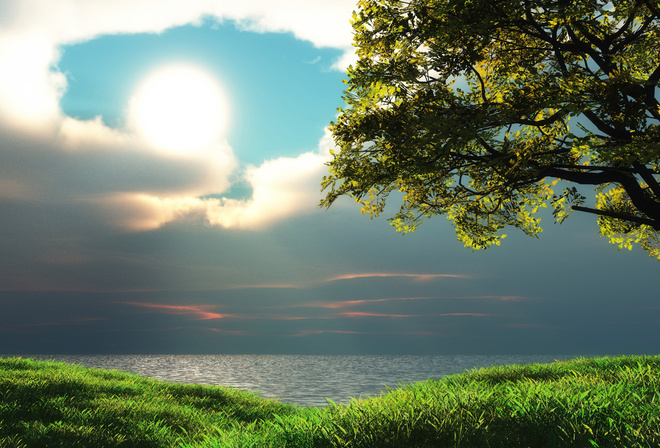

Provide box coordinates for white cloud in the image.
[104,146,331,231]
[0,33,66,129]
[332,50,359,72]
[0,0,351,230]
[200,127,337,229]
[204,150,330,229]
[220,0,355,48]
[0,0,356,125]
[2,0,356,48]
[58,115,129,149]
[95,125,338,231]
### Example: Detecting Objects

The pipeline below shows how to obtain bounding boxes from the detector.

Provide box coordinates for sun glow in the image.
[129,65,228,153]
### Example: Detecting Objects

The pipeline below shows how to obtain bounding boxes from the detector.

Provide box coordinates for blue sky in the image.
[0,0,658,356]
[57,21,345,163]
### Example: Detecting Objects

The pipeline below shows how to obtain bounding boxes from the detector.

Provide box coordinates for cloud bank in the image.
[0,0,354,231]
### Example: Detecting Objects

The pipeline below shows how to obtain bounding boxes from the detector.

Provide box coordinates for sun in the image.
[129,65,228,153]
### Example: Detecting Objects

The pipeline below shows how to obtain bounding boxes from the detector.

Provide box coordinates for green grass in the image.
[1,355,659,447]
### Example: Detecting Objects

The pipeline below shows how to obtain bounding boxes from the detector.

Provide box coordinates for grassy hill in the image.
[0,355,659,447]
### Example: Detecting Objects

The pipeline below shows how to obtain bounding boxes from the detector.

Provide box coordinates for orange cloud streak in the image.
[326,272,467,282]
[339,312,490,318]
[120,301,234,320]
[306,296,524,309]
[307,298,393,309]
[120,303,335,321]
[340,312,415,318]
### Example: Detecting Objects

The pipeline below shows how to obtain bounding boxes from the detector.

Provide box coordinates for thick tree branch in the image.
[644,64,660,120]
[518,108,569,126]
[541,166,620,185]
[633,161,660,199]
[611,8,656,52]
[572,205,660,229]
[544,164,660,224]
[564,24,611,73]
[607,5,641,47]
[618,173,660,223]
[582,110,631,140]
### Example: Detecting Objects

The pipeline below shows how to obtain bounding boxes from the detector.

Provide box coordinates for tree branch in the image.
[470,66,489,104]
[616,173,660,222]
[582,110,631,140]
[611,8,656,53]
[633,161,660,199]
[606,4,641,47]
[518,108,569,126]
[572,205,660,229]
[541,166,620,185]
[644,64,660,120]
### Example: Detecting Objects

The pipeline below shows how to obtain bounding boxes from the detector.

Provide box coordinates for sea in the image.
[4,354,587,407]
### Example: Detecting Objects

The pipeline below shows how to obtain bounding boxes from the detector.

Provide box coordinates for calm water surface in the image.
[9,354,581,407]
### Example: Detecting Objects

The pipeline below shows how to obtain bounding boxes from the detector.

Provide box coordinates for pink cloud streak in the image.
[339,312,490,318]
[305,295,526,309]
[340,312,416,318]
[120,301,234,320]
[325,272,467,282]
[119,302,335,321]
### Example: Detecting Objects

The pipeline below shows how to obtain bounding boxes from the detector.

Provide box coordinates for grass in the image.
[0,355,659,447]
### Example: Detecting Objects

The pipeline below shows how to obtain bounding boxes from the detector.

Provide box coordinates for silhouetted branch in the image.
[572,205,660,229]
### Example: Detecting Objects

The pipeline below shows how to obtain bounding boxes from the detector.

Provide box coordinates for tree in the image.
[321,0,660,259]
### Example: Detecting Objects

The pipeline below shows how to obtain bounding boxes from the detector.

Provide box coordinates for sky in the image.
[0,0,658,356]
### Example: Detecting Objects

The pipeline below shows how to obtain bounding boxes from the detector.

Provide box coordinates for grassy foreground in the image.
[1,356,659,447]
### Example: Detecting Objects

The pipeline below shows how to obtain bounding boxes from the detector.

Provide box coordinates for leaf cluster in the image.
[322,0,660,258]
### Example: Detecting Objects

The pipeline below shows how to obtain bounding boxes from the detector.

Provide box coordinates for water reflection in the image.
[9,354,577,407]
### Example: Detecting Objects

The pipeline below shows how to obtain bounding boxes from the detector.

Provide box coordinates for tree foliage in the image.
[321,0,660,259]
